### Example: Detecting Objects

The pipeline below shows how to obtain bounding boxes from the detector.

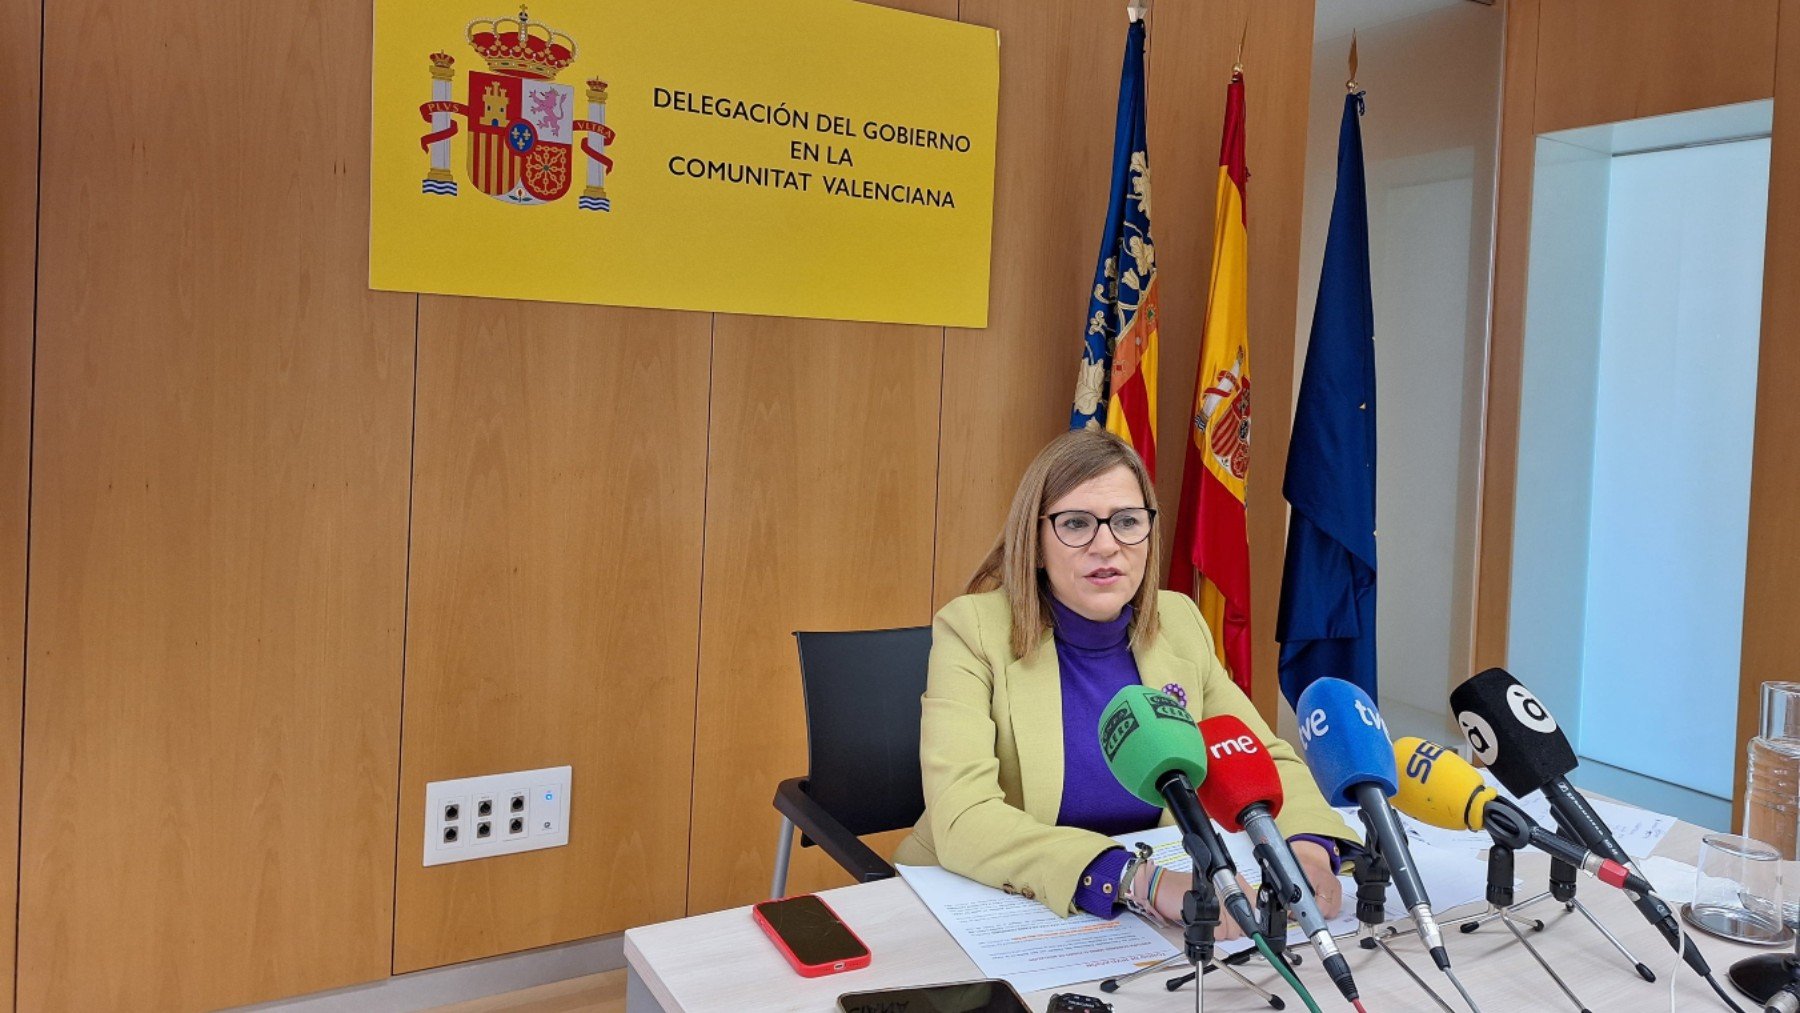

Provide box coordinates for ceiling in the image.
[1313,0,1472,44]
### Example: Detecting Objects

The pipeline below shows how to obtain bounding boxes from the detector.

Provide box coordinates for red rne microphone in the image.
[1194,714,1350,983]
[1195,712,1353,993]
[1195,715,1285,831]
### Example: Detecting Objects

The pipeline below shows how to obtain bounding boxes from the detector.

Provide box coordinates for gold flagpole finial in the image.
[1347,32,1360,91]
[1234,18,1248,73]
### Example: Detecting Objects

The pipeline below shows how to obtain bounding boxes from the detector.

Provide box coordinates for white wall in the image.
[1577,139,1769,813]
[1506,138,1611,742]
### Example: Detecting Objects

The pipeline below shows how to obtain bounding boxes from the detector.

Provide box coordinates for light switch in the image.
[531,783,563,836]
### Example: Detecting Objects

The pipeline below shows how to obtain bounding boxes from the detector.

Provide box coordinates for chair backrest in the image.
[793,626,932,839]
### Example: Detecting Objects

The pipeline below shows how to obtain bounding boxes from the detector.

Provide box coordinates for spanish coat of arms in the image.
[417,6,617,210]
[1197,352,1250,481]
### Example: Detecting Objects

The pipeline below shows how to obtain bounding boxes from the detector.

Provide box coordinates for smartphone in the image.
[837,979,1031,1013]
[752,894,871,977]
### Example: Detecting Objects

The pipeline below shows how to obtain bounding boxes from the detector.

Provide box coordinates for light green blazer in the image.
[893,588,1357,916]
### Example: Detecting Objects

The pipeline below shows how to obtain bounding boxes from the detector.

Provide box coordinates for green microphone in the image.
[1099,684,1209,803]
[1097,685,1257,936]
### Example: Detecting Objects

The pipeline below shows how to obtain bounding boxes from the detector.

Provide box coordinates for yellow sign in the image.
[370,0,999,326]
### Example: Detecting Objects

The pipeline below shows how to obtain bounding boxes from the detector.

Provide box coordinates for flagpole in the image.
[1347,31,1360,91]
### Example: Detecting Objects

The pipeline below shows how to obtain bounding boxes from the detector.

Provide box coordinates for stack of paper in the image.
[897,820,1498,994]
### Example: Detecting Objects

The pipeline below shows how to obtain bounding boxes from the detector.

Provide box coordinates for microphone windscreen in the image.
[1392,736,1498,832]
[1294,678,1398,807]
[1195,715,1285,832]
[1099,685,1209,807]
[1449,667,1577,796]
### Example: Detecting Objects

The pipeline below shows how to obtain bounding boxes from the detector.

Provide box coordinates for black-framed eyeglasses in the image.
[1042,508,1156,548]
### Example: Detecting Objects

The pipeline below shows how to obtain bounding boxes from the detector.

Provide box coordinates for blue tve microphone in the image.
[1296,678,1451,970]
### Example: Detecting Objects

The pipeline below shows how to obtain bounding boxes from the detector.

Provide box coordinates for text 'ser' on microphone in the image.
[1196,714,1353,986]
[1450,668,1742,1012]
[1096,685,1258,938]
[1392,737,1655,894]
[1296,678,1454,972]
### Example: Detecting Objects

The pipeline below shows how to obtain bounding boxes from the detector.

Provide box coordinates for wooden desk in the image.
[625,820,1774,1011]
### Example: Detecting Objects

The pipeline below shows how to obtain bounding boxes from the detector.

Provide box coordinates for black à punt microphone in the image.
[1450,667,1740,1010]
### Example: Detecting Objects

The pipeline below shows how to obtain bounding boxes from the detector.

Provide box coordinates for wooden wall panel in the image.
[21,0,415,1007]
[1477,0,1795,822]
[1474,0,1778,672]
[685,313,943,914]
[1470,0,1542,671]
[680,0,953,917]
[1534,0,1777,135]
[393,300,709,971]
[932,1,1126,603]
[1734,0,1800,828]
[0,0,35,1004]
[1146,0,1314,722]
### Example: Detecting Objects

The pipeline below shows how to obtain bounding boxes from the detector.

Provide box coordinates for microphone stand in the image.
[1163,841,1292,1006]
[1177,863,1220,1013]
[1348,819,1476,1012]
[1463,841,1593,1013]
[1458,811,1655,982]
[1253,840,1299,966]
[1731,914,1800,1007]
[1100,835,1286,1010]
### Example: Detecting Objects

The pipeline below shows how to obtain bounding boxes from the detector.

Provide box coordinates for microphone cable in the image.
[1653,886,1746,1013]
[1251,932,1323,1013]
[1669,891,1682,1013]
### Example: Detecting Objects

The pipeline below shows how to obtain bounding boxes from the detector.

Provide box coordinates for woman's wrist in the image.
[1287,834,1342,875]
[1118,843,1169,926]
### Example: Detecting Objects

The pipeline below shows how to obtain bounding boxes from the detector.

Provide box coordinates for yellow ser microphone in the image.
[1393,736,1498,832]
[1392,737,1656,894]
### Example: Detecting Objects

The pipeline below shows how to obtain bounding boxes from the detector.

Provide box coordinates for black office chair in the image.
[770,625,932,898]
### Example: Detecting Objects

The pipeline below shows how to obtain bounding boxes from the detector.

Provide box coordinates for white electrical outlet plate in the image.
[424,765,571,867]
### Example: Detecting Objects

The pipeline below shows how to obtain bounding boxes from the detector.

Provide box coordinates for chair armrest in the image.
[773,777,896,883]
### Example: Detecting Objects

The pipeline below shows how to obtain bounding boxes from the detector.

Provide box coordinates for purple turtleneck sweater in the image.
[1048,598,1159,917]
[1051,598,1162,835]
[1048,597,1339,918]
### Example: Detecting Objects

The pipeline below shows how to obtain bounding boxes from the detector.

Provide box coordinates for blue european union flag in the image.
[1277,93,1377,708]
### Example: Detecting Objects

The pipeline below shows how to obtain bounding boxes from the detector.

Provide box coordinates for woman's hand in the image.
[1291,839,1342,918]
[1143,869,1257,940]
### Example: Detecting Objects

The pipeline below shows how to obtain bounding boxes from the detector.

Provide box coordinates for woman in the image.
[893,429,1356,931]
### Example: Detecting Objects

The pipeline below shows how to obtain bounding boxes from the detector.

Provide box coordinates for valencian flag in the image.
[1169,72,1253,694]
[1070,15,1160,477]
[1276,90,1377,707]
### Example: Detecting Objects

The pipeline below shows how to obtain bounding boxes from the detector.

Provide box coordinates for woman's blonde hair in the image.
[967,428,1162,658]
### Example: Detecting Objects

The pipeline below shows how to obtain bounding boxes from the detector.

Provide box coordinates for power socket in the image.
[423,765,571,867]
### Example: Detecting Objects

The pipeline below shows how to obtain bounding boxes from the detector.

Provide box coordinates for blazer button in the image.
[1022,887,1036,900]
[1002,882,1017,895]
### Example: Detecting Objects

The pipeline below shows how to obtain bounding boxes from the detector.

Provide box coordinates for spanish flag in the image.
[1070,15,1159,477]
[1169,72,1253,693]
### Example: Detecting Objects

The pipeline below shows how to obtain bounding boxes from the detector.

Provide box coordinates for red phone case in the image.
[752,895,872,978]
